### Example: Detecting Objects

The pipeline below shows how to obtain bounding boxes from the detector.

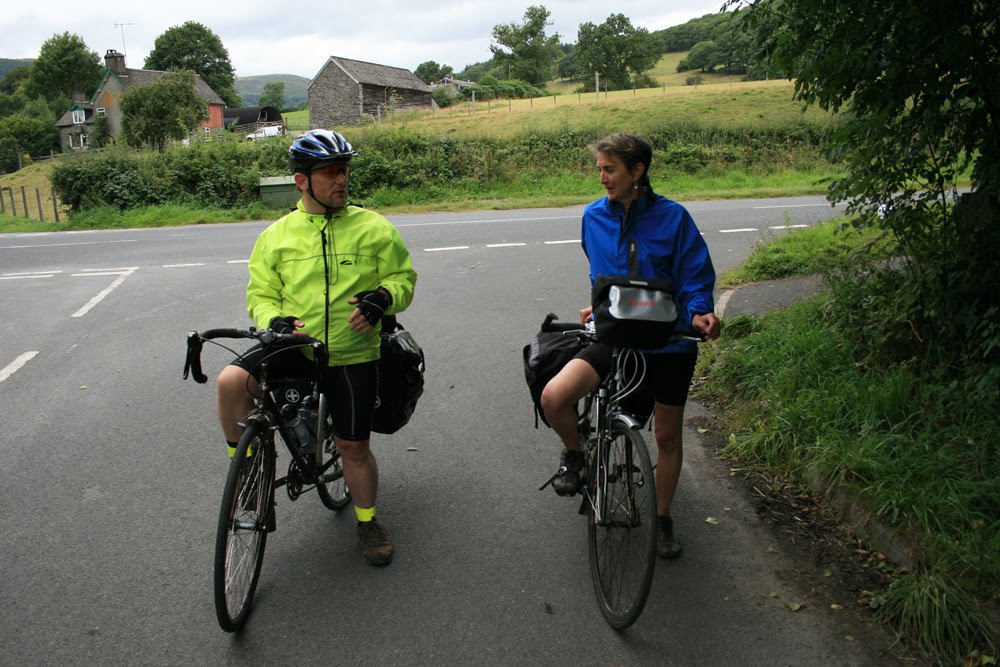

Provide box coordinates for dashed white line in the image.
[71,272,127,277]
[2,270,63,276]
[768,224,809,230]
[0,274,56,280]
[753,204,827,209]
[0,351,38,383]
[163,263,205,268]
[486,243,527,248]
[424,246,470,252]
[544,239,579,245]
[719,228,759,233]
[0,240,137,249]
[227,260,250,264]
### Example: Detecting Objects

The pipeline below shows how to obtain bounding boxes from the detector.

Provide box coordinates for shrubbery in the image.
[50,122,834,213]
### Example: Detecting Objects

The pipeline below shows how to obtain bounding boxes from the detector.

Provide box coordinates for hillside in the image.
[0,57,33,79]
[234,73,310,108]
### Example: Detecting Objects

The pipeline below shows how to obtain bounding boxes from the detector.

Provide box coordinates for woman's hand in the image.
[692,313,721,340]
[579,305,594,324]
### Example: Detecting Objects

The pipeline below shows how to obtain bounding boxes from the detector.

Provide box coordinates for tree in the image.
[0,111,60,159]
[25,32,103,104]
[490,5,561,86]
[1,65,32,96]
[576,14,660,90]
[414,61,454,85]
[729,0,1000,370]
[144,22,241,107]
[685,40,722,72]
[120,70,208,150]
[258,82,285,110]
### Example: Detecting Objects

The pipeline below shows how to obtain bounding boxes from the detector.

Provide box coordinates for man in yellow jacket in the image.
[216,129,417,566]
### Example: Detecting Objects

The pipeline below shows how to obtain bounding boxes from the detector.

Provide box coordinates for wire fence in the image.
[0,185,63,222]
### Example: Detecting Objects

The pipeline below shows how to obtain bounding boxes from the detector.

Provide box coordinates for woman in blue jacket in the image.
[540,133,720,559]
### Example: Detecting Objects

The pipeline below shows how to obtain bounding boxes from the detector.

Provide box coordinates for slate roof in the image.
[310,56,432,92]
[113,68,226,105]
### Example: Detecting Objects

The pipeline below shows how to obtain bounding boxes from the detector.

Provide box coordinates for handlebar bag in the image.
[591,275,677,349]
[372,318,425,434]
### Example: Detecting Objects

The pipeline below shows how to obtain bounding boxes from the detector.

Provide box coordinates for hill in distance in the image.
[235,73,310,109]
[0,57,33,79]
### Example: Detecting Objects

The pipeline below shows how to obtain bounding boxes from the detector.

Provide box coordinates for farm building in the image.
[308,56,433,128]
[55,49,225,150]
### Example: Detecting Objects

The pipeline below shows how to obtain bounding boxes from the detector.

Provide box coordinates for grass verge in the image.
[701,224,1000,664]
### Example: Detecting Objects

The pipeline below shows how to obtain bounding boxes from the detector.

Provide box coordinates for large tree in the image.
[490,5,561,86]
[575,14,660,90]
[120,70,208,150]
[25,32,103,104]
[144,22,241,107]
[729,0,1000,366]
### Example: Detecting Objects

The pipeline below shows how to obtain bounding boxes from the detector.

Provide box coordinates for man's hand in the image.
[269,316,307,335]
[692,312,721,340]
[348,287,392,333]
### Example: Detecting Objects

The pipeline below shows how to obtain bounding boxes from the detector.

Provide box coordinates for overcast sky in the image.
[2,1,726,79]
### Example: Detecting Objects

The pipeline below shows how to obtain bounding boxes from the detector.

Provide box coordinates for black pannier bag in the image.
[591,275,677,349]
[523,319,586,428]
[372,317,425,434]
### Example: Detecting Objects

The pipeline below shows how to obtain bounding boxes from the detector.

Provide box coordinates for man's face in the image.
[298,162,350,211]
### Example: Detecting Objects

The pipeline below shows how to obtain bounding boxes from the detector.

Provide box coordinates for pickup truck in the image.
[246,125,284,141]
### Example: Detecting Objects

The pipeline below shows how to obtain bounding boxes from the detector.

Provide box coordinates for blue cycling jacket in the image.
[581,190,716,354]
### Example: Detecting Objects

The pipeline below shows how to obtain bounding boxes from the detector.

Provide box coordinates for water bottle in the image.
[281,403,314,455]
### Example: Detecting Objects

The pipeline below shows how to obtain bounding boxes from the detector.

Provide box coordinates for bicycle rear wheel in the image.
[316,433,350,510]
[214,421,274,632]
[587,423,657,630]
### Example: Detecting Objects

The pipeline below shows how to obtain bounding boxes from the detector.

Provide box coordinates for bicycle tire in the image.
[214,421,274,632]
[316,432,350,511]
[587,423,658,630]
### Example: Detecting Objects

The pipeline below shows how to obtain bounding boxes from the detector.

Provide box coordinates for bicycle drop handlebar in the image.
[183,328,328,384]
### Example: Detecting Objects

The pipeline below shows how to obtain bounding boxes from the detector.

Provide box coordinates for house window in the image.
[96,107,106,118]
[69,133,89,150]
[72,109,86,124]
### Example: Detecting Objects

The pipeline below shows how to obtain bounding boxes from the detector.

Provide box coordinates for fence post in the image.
[36,188,44,222]
[553,95,556,105]
[8,187,17,216]
[21,186,29,218]
[52,190,60,223]
[0,187,5,214]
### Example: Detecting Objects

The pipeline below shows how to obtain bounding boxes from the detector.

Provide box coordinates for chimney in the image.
[105,49,127,76]
[71,91,88,103]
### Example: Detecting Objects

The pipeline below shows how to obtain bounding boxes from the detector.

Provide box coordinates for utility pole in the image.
[114,21,135,58]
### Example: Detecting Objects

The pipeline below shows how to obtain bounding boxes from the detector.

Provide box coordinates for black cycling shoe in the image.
[657,516,682,559]
[551,449,586,497]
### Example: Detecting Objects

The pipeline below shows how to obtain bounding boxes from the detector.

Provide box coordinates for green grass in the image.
[718,217,893,287]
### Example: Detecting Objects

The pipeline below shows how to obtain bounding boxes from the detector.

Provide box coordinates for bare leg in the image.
[653,402,686,517]
[216,365,257,444]
[336,438,378,509]
[540,359,602,451]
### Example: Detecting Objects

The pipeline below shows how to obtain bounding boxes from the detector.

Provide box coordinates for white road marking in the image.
[0,351,38,383]
[0,274,56,280]
[486,243,527,248]
[544,239,579,245]
[2,270,63,276]
[768,224,810,230]
[71,267,137,318]
[396,215,575,228]
[424,246,470,252]
[753,204,827,209]
[0,240,137,249]
[717,289,735,321]
[227,260,249,264]
[163,263,205,268]
[80,267,138,272]
[71,272,128,277]
[719,228,759,233]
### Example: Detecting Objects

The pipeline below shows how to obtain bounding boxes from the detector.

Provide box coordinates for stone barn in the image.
[308,56,433,128]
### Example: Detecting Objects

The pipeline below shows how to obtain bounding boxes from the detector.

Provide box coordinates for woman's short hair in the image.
[591,133,653,186]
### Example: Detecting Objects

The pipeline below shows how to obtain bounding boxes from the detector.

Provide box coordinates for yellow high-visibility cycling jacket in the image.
[246,200,417,366]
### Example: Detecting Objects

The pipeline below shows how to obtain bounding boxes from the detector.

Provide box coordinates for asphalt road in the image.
[1,196,893,665]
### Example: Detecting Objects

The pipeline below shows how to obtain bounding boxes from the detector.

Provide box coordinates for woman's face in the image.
[597,152,644,204]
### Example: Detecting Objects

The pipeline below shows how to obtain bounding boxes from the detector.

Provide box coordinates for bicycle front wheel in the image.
[587,423,658,630]
[214,421,274,632]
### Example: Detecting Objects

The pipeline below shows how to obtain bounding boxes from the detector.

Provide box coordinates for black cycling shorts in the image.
[575,342,697,409]
[230,345,379,442]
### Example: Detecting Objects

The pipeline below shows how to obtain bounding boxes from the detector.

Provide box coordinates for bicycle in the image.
[538,313,702,630]
[183,327,350,633]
